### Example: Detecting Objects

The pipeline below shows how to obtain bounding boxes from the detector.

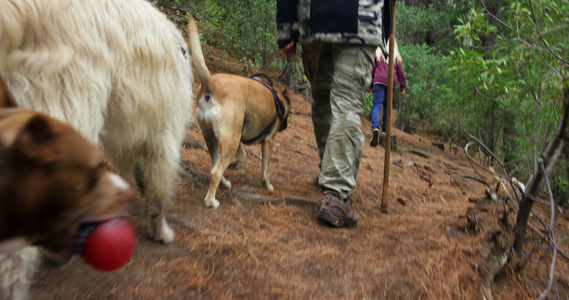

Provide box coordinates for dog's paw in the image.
[220,177,232,189]
[159,220,175,243]
[204,198,220,209]
[149,217,175,244]
[262,180,274,191]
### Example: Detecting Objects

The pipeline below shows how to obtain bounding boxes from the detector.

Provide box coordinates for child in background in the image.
[369,39,406,147]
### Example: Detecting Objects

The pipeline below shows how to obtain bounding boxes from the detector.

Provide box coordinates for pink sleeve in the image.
[396,62,406,89]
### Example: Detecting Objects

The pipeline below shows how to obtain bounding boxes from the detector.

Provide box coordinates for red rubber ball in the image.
[82,218,137,272]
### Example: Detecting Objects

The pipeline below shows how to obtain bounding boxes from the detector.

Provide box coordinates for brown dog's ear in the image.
[20,114,56,144]
[0,114,57,161]
[0,77,18,108]
[16,115,58,161]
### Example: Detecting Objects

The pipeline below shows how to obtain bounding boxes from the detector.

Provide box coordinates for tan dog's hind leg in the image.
[204,136,241,208]
[261,136,275,191]
[228,144,244,170]
[202,130,231,190]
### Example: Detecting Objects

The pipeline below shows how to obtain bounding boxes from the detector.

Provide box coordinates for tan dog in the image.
[188,18,291,209]
[0,77,132,299]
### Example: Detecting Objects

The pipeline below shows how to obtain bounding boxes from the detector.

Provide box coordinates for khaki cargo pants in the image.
[301,43,375,200]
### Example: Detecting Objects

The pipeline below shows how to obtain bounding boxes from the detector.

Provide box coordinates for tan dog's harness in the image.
[241,74,288,145]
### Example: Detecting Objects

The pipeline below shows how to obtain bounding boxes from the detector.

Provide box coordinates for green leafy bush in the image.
[159,0,282,71]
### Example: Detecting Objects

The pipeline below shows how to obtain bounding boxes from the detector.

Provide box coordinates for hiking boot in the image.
[370,128,380,147]
[317,194,360,228]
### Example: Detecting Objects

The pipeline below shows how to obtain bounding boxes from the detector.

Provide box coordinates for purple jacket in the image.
[371,57,406,89]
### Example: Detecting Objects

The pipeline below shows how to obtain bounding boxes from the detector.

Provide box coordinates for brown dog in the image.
[0,77,132,256]
[188,18,291,209]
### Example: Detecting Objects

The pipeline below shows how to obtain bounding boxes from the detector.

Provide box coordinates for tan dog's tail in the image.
[188,18,213,93]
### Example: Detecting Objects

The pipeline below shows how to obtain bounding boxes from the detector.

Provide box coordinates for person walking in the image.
[277,0,388,228]
[369,39,406,147]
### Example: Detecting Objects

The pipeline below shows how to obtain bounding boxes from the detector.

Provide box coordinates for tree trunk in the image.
[396,94,412,133]
[279,54,310,101]
[513,87,569,252]
[502,109,518,175]
[563,145,569,207]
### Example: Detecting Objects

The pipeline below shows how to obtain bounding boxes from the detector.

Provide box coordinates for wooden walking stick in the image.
[381,0,397,214]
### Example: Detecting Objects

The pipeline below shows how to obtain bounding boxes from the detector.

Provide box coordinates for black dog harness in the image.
[241,73,288,144]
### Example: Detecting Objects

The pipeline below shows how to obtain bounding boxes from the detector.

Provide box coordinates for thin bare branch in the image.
[544,144,564,178]
[480,0,534,45]
[482,1,567,94]
[524,0,569,65]
[464,141,494,174]
[528,222,569,261]
[530,210,549,233]
[482,0,569,67]
[473,82,494,100]
[534,81,541,174]
[542,86,564,149]
[463,131,509,178]
[463,132,524,209]
[536,50,563,79]
[535,160,558,300]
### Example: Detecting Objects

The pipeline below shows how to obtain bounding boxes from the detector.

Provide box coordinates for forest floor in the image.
[29,34,569,299]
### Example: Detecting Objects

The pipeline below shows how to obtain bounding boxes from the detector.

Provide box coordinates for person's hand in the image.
[368,87,373,94]
[283,40,296,56]
[400,88,406,96]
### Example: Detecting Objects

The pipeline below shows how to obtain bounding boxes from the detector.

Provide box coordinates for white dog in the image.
[0,0,193,242]
[0,0,193,298]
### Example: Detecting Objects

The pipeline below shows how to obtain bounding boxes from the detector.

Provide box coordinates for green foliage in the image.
[450,0,569,195]
[170,0,281,71]
[363,92,373,118]
[394,1,474,140]
[454,6,498,47]
[551,170,569,207]
[397,1,469,54]
[399,44,457,136]
[269,57,286,71]
[562,231,569,245]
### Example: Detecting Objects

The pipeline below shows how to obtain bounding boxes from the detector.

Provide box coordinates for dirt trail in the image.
[30,44,569,300]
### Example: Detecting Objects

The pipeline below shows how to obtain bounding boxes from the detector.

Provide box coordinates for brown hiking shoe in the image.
[370,128,380,147]
[317,194,360,228]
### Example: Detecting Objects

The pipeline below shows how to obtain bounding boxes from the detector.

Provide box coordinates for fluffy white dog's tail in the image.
[188,18,213,94]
